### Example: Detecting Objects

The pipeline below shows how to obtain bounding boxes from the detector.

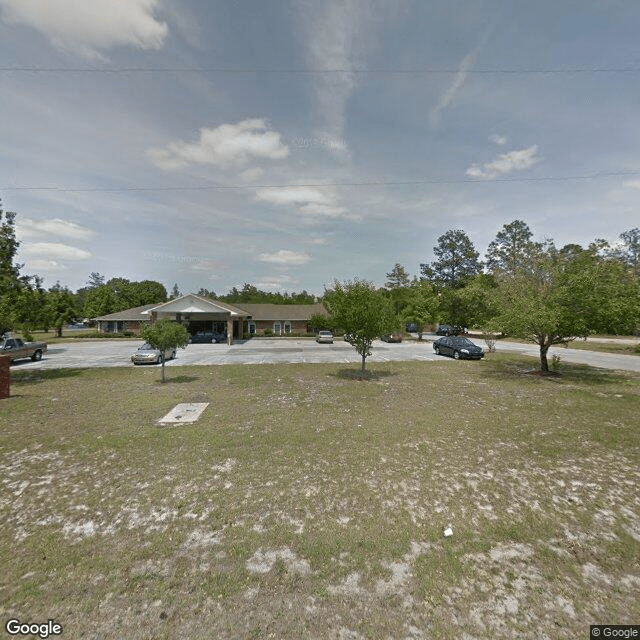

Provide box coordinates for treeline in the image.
[374,221,640,370]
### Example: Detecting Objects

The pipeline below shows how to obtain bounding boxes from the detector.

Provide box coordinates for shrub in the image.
[21,330,34,342]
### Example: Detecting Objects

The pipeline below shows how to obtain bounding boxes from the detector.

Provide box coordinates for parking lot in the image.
[8,334,640,372]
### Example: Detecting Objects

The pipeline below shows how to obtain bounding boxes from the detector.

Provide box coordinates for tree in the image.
[140,318,190,383]
[401,279,439,340]
[197,288,217,298]
[491,243,640,371]
[385,263,411,314]
[485,220,542,278]
[421,229,483,289]
[307,312,333,333]
[169,283,181,300]
[439,274,498,330]
[323,279,397,374]
[46,283,78,337]
[0,203,33,333]
[609,228,640,277]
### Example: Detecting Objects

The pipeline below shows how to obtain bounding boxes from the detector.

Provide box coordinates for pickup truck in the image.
[1,337,48,363]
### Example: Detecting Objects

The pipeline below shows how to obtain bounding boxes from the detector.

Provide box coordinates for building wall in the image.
[250,319,310,335]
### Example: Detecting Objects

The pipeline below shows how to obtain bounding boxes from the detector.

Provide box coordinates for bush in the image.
[21,330,34,342]
[263,328,273,336]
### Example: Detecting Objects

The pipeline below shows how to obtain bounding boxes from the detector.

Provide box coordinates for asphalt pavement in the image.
[9,334,640,373]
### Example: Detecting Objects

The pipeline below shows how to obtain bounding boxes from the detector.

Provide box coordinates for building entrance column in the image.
[227,317,233,345]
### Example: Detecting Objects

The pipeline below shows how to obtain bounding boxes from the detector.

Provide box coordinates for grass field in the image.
[1,356,639,639]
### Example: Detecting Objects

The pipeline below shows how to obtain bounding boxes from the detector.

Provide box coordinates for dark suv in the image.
[435,324,462,336]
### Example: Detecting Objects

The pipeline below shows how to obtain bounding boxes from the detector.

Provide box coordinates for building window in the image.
[284,321,292,334]
[273,322,281,335]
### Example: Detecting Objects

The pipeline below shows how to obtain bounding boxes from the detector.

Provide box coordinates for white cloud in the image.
[0,0,167,60]
[253,274,298,291]
[255,186,333,207]
[489,134,507,146]
[239,167,265,182]
[147,119,289,170]
[257,250,311,266]
[21,242,91,261]
[255,185,358,221]
[466,145,541,180]
[17,217,94,241]
[25,259,67,273]
[623,180,640,189]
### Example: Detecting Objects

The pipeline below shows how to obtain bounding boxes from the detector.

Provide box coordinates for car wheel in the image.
[31,350,42,361]
[434,346,440,355]
[453,351,460,360]
[172,350,176,359]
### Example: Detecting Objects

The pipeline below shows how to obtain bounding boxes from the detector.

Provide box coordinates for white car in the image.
[316,331,334,344]
[131,343,176,365]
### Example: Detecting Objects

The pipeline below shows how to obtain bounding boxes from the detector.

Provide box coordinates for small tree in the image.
[323,279,396,375]
[140,318,190,382]
[402,279,439,340]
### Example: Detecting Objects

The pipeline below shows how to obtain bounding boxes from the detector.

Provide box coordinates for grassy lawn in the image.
[1,356,639,639]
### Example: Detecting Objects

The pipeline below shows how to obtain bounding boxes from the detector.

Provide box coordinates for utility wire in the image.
[2,65,640,74]
[3,171,639,193]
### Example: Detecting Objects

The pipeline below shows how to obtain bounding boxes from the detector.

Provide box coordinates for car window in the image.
[140,343,154,350]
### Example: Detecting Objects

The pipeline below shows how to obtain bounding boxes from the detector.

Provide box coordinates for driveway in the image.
[10,335,640,372]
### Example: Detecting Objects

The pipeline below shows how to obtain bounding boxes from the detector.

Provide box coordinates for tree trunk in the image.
[161,358,166,383]
[361,353,366,375]
[539,341,550,372]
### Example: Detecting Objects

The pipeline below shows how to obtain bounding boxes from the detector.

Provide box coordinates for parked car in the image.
[131,343,176,365]
[1,337,47,363]
[67,322,86,329]
[433,336,484,360]
[405,323,418,332]
[436,324,462,336]
[380,333,403,343]
[316,330,334,344]
[190,331,225,344]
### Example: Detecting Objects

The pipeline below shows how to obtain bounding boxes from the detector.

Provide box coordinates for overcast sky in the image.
[2,0,639,296]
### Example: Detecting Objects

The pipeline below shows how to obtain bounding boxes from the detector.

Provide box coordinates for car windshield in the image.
[139,344,155,350]
[319,331,332,336]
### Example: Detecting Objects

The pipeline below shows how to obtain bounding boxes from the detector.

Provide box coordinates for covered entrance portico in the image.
[144,294,247,345]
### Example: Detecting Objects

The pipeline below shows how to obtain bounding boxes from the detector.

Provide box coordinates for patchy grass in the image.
[1,357,639,639]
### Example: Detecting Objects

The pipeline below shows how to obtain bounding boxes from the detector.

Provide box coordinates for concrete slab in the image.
[158,403,209,425]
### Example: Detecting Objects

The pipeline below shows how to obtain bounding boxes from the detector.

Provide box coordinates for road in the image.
[9,335,640,373]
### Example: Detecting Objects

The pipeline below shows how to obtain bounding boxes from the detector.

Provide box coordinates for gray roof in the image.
[234,303,328,321]
[94,303,157,322]
[93,299,328,322]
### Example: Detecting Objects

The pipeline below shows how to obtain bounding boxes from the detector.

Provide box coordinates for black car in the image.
[433,336,484,360]
[436,324,462,336]
[190,331,226,344]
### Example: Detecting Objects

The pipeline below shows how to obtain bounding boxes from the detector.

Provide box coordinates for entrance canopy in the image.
[144,294,247,344]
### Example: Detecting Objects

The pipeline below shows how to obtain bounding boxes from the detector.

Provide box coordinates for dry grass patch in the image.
[1,357,639,638]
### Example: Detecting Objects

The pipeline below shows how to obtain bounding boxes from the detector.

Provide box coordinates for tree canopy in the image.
[420,229,483,289]
[323,279,396,374]
[140,318,190,382]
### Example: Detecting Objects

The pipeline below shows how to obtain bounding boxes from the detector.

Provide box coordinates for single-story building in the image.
[94,293,328,344]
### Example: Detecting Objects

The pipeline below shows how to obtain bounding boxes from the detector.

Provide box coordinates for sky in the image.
[1,0,639,297]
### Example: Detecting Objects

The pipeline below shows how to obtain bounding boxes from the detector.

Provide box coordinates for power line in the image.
[3,171,639,193]
[2,65,640,75]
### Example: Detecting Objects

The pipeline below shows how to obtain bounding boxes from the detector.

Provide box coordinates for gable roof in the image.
[93,303,158,322]
[234,303,327,321]
[145,293,247,316]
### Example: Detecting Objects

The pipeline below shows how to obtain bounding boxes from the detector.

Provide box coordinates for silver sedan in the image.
[131,343,176,365]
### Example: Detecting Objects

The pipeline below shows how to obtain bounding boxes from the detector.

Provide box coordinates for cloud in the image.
[253,274,298,291]
[21,242,92,261]
[466,145,541,180]
[147,119,289,170]
[296,0,400,154]
[623,180,640,189]
[254,185,357,221]
[24,259,67,273]
[257,250,311,266]
[0,0,167,60]
[489,134,507,146]
[239,167,265,183]
[429,27,494,128]
[16,218,95,241]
